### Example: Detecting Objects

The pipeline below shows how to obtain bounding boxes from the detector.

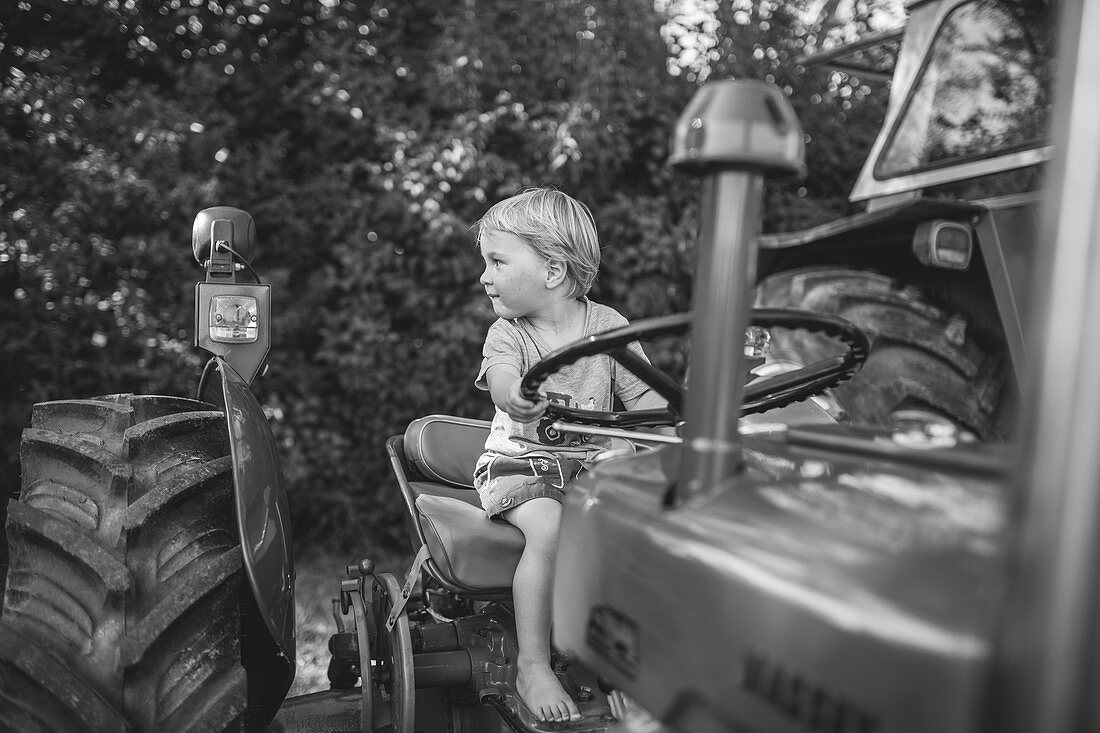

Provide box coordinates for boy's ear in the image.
[545,259,568,289]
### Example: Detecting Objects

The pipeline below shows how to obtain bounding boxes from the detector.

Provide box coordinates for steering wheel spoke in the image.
[608,346,685,414]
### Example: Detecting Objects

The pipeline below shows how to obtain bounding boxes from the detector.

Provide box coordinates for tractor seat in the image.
[389,414,637,597]
[387,415,523,595]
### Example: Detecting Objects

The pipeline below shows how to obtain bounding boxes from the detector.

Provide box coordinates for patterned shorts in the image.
[473,454,586,519]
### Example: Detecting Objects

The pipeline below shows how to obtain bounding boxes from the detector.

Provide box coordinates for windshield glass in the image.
[875,0,1053,179]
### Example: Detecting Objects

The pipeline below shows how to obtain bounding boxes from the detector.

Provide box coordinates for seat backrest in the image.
[403,414,491,489]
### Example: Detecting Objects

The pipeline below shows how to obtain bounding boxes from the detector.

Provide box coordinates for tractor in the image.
[753,0,1052,445]
[1,0,1089,732]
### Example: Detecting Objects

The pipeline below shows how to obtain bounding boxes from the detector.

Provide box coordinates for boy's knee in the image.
[505,498,563,543]
[523,520,560,548]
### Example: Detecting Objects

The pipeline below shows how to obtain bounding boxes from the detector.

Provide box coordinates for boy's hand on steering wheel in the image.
[503,381,547,424]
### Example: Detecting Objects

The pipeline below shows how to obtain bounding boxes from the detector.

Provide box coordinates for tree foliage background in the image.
[0,0,892,554]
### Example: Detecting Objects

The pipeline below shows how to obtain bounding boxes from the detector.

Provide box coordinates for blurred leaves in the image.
[1,0,892,552]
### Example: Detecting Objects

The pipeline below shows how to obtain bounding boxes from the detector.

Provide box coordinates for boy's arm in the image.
[484,363,548,424]
[622,388,667,412]
[622,388,678,436]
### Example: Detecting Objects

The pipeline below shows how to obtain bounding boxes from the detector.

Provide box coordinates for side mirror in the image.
[193,205,257,265]
[193,206,271,386]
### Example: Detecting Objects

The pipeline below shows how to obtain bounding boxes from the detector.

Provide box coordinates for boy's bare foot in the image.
[607,689,627,721]
[517,663,581,723]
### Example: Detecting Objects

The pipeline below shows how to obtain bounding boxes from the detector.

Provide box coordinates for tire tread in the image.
[757,267,1013,439]
[1,394,248,732]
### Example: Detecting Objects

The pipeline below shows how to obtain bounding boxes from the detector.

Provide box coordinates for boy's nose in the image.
[480,267,491,285]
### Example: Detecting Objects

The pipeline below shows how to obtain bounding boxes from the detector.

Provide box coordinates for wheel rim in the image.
[372,572,414,733]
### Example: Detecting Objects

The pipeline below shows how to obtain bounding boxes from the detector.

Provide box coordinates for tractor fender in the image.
[219,358,296,693]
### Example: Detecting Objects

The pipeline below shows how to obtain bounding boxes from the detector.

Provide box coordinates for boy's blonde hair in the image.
[477,187,600,298]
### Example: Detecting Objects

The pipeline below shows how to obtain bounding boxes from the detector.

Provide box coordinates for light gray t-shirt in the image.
[475,299,650,464]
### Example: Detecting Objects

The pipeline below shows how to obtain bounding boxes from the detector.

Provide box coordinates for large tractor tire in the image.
[0,395,247,732]
[755,268,1014,441]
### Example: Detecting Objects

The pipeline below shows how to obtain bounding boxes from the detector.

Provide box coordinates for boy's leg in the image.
[502,496,582,724]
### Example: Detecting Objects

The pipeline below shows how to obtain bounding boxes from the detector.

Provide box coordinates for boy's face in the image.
[479,230,553,319]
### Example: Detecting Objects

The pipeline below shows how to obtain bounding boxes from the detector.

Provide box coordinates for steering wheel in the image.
[518,308,869,429]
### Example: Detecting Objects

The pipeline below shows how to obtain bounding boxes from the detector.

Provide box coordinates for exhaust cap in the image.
[669,79,806,180]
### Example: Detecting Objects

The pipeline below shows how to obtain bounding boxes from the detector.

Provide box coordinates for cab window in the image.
[875,0,1053,179]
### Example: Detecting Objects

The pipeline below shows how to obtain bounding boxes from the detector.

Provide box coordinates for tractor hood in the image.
[553,424,1010,732]
[758,196,982,251]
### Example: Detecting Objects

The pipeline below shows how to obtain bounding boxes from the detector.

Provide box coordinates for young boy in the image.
[473,187,664,723]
